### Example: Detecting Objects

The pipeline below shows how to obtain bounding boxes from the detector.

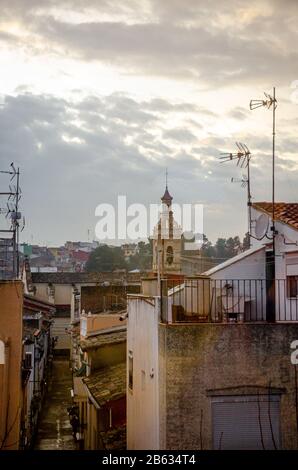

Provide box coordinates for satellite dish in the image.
[255,213,269,240]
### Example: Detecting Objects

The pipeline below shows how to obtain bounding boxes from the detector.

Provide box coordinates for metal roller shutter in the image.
[212,394,281,450]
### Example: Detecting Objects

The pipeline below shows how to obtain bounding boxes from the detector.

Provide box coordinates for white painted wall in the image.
[274,223,298,321]
[52,317,71,349]
[127,295,160,450]
[209,248,266,281]
[251,207,298,320]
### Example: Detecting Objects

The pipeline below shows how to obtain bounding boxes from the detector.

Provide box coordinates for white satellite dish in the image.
[255,213,269,240]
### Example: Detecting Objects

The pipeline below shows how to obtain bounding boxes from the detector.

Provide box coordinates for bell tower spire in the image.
[161,168,173,208]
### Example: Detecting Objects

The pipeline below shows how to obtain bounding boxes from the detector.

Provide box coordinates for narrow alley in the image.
[34,359,76,450]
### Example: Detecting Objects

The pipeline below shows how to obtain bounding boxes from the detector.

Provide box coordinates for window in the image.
[128,350,133,391]
[166,246,174,265]
[287,276,298,298]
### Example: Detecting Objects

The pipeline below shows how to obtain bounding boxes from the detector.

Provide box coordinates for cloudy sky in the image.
[0,0,298,246]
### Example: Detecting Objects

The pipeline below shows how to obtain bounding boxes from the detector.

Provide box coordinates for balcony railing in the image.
[160,278,298,323]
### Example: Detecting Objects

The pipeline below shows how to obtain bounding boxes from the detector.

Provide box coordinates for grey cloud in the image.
[142,99,197,113]
[1,1,298,86]
[0,91,296,246]
[40,19,298,85]
[1,90,273,245]
[0,92,219,244]
[228,107,249,120]
[278,137,298,154]
[163,128,197,143]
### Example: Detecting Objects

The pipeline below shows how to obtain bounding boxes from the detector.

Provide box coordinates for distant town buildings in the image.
[19,240,100,273]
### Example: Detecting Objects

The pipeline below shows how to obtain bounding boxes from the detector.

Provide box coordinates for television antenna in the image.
[0,163,22,278]
[231,175,248,188]
[250,87,277,322]
[220,142,252,247]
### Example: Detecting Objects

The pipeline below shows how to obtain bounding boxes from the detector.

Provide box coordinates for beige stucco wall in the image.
[81,314,126,337]
[34,283,72,305]
[0,281,23,450]
[88,343,126,371]
[52,317,71,350]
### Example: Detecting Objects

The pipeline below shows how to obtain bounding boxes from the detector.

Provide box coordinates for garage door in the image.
[212,394,281,450]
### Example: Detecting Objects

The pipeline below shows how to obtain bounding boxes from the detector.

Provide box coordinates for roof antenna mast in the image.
[250,88,277,323]
[219,143,252,248]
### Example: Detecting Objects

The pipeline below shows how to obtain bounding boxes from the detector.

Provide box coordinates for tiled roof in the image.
[31,271,141,284]
[80,330,126,351]
[32,272,111,284]
[71,250,90,262]
[252,202,298,231]
[161,185,173,204]
[83,363,126,406]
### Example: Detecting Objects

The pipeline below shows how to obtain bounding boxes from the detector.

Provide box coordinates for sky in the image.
[0,0,298,246]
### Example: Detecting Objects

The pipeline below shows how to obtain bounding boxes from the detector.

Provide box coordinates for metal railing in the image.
[160,278,298,323]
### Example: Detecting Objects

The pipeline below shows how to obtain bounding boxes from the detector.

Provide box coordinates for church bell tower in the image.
[152,184,182,275]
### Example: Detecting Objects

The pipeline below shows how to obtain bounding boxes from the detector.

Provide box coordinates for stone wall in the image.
[81,285,140,313]
[159,323,298,449]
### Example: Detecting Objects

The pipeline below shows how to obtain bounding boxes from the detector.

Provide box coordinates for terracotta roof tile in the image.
[31,271,141,284]
[252,202,298,231]
[83,363,126,406]
[80,330,126,351]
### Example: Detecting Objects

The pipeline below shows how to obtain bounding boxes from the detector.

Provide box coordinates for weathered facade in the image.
[0,264,55,450]
[22,294,55,448]
[71,310,127,449]
[83,363,126,450]
[159,322,298,450]
[31,271,140,355]
[0,281,23,450]
[127,292,298,450]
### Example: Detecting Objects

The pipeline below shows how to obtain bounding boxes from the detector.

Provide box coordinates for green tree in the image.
[214,238,227,260]
[225,236,240,258]
[86,245,127,272]
[128,240,152,271]
[242,232,250,251]
[201,234,215,258]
